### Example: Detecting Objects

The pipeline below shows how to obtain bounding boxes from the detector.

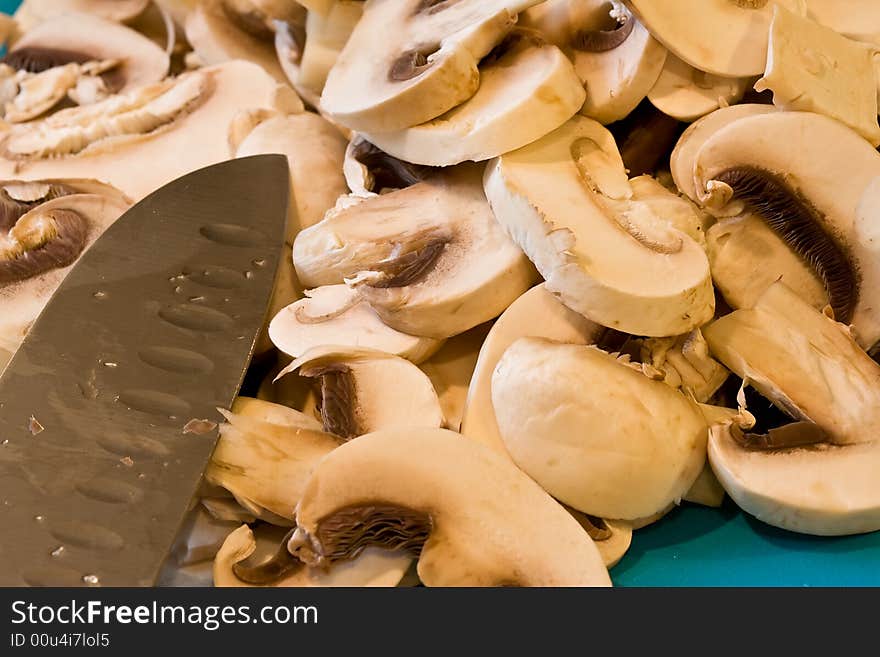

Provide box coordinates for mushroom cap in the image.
[294,427,611,586]
[484,115,714,337]
[320,0,542,133]
[269,284,443,364]
[692,110,880,347]
[624,0,806,78]
[362,33,586,166]
[491,337,709,520]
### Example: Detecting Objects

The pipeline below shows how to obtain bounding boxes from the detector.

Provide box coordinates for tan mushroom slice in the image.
[289,427,611,587]
[461,284,604,454]
[755,4,880,146]
[235,112,348,242]
[1,188,131,367]
[6,12,169,93]
[277,345,445,439]
[215,524,412,587]
[294,166,536,339]
[639,330,729,404]
[269,284,442,364]
[703,281,880,447]
[0,61,299,201]
[670,103,776,203]
[320,0,543,133]
[523,0,667,125]
[232,395,324,431]
[185,0,287,83]
[492,338,709,521]
[570,513,632,569]
[624,0,806,78]
[14,0,150,32]
[692,110,880,348]
[362,30,585,166]
[805,0,880,46]
[255,243,303,356]
[484,116,714,337]
[343,135,433,197]
[205,405,341,523]
[418,323,490,433]
[648,54,753,123]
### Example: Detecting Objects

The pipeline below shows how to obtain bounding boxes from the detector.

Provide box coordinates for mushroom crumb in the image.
[28,415,43,435]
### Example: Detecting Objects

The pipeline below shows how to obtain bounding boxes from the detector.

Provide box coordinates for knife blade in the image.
[0,154,290,586]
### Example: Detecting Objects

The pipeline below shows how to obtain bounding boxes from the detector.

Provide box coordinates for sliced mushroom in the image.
[0,61,299,201]
[461,284,604,454]
[523,0,668,125]
[293,165,537,339]
[343,134,433,197]
[215,524,413,587]
[14,0,150,32]
[255,243,303,356]
[805,0,880,46]
[624,0,806,78]
[289,427,611,586]
[648,54,754,123]
[692,110,880,348]
[484,116,714,337]
[320,0,543,133]
[491,337,709,520]
[235,112,349,242]
[268,284,442,364]
[6,12,169,93]
[185,0,288,83]
[361,29,585,166]
[754,4,880,146]
[703,281,880,448]
[277,345,445,439]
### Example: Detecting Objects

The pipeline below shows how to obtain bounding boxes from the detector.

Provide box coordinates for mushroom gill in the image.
[349,139,433,192]
[307,364,362,440]
[0,207,87,285]
[730,421,830,451]
[2,47,91,74]
[571,3,634,52]
[0,181,75,232]
[366,237,449,289]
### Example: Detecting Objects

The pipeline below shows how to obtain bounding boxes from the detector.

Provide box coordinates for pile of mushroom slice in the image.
[4,0,880,588]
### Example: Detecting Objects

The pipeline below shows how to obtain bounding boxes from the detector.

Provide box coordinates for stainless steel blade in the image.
[0,155,289,586]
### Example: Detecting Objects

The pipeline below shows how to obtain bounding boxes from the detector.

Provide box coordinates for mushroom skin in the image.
[290,428,612,587]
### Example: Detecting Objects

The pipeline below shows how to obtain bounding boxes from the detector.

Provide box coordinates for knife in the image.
[0,154,290,586]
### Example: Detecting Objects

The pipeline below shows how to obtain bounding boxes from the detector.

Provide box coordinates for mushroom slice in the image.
[277,345,445,439]
[205,405,341,523]
[461,284,604,454]
[0,61,299,201]
[13,0,150,31]
[484,116,714,337]
[289,427,611,587]
[805,0,880,46]
[343,134,434,197]
[754,4,880,146]
[703,281,880,447]
[215,524,413,587]
[255,243,303,356]
[1,190,131,369]
[491,337,709,520]
[320,0,543,133]
[570,513,632,569]
[232,395,324,431]
[692,110,880,347]
[268,284,442,364]
[624,0,806,78]
[294,166,536,339]
[648,54,753,123]
[523,0,667,125]
[361,30,585,166]
[639,330,730,404]
[6,12,169,92]
[669,103,776,203]
[235,112,349,242]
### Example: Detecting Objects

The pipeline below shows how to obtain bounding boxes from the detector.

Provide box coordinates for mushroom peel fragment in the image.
[268,285,442,365]
[215,524,412,587]
[692,110,880,347]
[491,338,709,520]
[484,116,714,337]
[523,0,668,125]
[623,0,806,78]
[754,4,880,147]
[235,112,349,242]
[361,30,586,167]
[703,281,880,448]
[277,345,445,439]
[460,283,604,454]
[205,406,341,523]
[290,427,611,587]
[293,165,536,340]
[7,12,170,93]
[0,61,299,202]
[648,54,753,123]
[320,0,543,133]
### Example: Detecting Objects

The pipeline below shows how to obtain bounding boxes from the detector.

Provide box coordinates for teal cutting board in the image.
[2,0,878,586]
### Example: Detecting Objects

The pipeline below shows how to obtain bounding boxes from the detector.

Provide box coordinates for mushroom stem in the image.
[231,528,305,584]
